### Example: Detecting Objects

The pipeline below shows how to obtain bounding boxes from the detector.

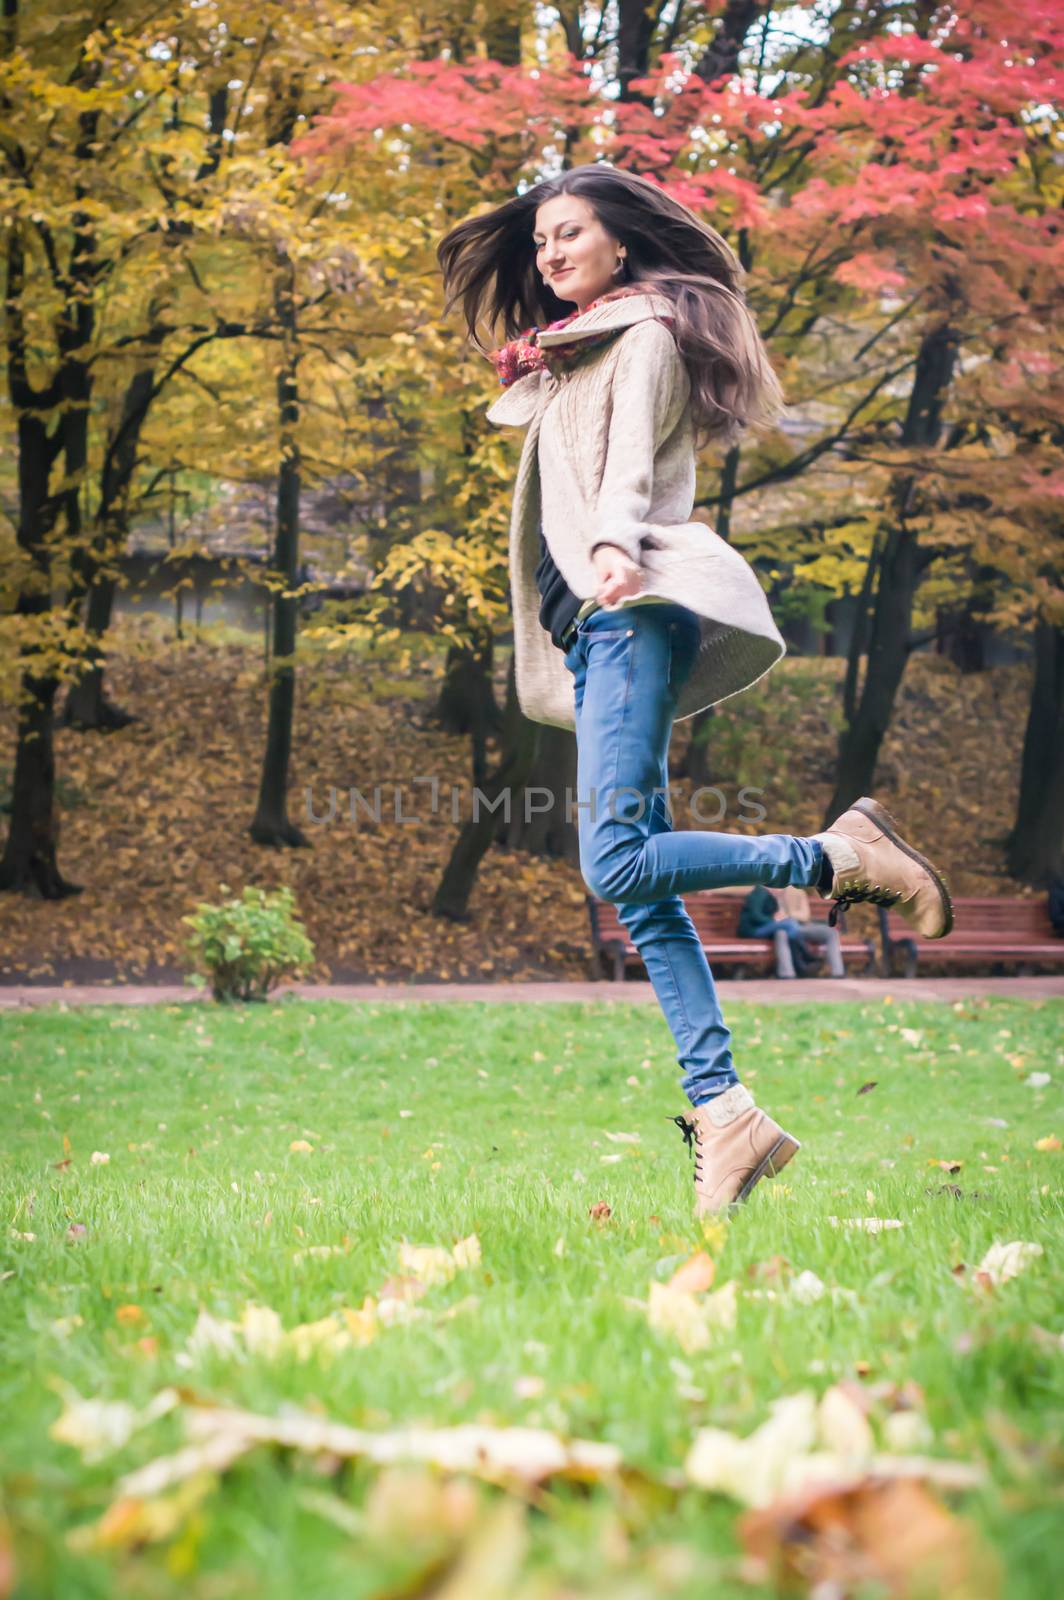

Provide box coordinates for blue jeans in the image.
[563,603,825,1105]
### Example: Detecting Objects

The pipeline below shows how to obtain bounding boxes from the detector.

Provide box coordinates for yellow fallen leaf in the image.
[115,1305,146,1327]
[289,1139,313,1153]
[398,1244,457,1287]
[697,1216,729,1254]
[686,1390,985,1511]
[647,1279,737,1354]
[66,1473,215,1553]
[399,1233,481,1286]
[48,1381,180,1463]
[1034,1135,1061,1153]
[451,1233,481,1270]
[287,1314,349,1362]
[239,1303,285,1357]
[818,1385,874,1459]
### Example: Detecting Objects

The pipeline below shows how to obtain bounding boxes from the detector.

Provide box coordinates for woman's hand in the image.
[592,544,644,606]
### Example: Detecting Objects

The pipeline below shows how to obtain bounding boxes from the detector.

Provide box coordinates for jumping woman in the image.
[437,164,952,1217]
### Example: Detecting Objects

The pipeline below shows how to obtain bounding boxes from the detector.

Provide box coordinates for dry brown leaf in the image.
[739,1475,999,1599]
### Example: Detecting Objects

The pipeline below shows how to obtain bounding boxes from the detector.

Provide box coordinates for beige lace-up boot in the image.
[812,796,953,940]
[672,1084,799,1216]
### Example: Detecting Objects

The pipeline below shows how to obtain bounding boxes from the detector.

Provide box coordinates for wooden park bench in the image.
[587,890,877,982]
[878,896,1064,978]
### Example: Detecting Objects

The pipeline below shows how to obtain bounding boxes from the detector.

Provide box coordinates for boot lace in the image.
[828,883,900,927]
[670,1114,702,1178]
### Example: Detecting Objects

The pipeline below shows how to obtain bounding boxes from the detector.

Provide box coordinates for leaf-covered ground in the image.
[0,618,1038,984]
[2,996,1062,1597]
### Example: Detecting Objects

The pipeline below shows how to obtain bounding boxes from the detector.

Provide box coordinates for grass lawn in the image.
[2,996,1062,1598]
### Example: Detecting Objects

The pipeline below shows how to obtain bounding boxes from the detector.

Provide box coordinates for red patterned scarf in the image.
[488,284,671,387]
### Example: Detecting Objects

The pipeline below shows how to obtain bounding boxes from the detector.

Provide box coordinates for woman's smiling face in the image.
[532,194,625,312]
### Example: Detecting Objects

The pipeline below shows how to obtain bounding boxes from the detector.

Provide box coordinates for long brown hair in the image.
[437,162,783,450]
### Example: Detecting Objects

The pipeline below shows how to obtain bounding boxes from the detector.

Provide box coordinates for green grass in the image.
[2,997,1062,1598]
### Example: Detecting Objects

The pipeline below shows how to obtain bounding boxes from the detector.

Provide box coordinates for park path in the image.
[1,977,1062,1009]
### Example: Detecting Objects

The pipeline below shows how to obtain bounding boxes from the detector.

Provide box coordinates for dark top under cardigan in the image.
[534,524,583,651]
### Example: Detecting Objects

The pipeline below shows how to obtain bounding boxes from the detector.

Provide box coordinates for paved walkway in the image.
[2,977,1062,1009]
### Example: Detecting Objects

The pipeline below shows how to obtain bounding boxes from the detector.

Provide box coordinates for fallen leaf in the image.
[828,1217,904,1233]
[119,1405,623,1499]
[90,1152,110,1166]
[289,1139,314,1153]
[647,1279,738,1354]
[451,1234,481,1270]
[686,1392,818,1507]
[363,1463,480,1542]
[971,1239,1043,1292]
[698,1218,729,1253]
[857,1081,878,1096]
[588,1201,612,1223]
[66,1473,216,1554]
[666,1250,716,1295]
[818,1385,874,1458]
[239,1303,285,1357]
[48,1381,180,1464]
[789,1270,826,1305]
[883,1411,934,1452]
[176,1309,243,1366]
[739,1474,999,1599]
[115,1305,146,1327]
[1034,1135,1061,1153]
[427,1498,529,1600]
[747,1254,791,1283]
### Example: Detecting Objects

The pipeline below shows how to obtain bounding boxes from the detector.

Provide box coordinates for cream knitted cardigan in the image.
[485,290,786,732]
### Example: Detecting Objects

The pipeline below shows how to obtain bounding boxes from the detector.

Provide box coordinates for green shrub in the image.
[182,884,315,1002]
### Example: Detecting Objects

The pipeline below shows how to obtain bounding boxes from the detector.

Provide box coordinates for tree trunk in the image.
[1006,618,1064,883]
[822,320,958,824]
[501,722,579,861]
[63,361,159,730]
[433,654,539,920]
[823,524,922,820]
[0,220,81,897]
[432,633,502,790]
[249,264,309,849]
